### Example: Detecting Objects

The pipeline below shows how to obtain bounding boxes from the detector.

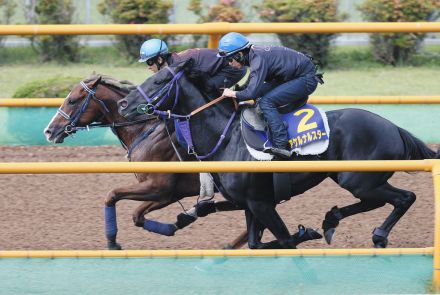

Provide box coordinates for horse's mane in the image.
[84,74,137,94]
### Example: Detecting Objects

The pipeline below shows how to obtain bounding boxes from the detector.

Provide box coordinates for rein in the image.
[136,67,238,160]
[189,95,237,116]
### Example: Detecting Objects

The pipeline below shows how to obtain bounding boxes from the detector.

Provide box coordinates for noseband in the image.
[57,81,110,134]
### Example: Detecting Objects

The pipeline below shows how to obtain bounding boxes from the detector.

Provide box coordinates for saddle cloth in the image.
[241,104,330,161]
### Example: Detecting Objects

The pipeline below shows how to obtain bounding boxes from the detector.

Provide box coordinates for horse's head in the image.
[44,74,132,143]
[118,60,190,121]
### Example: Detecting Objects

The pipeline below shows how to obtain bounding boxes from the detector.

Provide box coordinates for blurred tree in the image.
[98,0,173,61]
[256,0,346,66]
[188,0,244,47]
[359,0,440,66]
[0,0,16,47]
[24,0,80,63]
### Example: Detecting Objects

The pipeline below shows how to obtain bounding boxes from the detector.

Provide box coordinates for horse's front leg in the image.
[132,200,177,236]
[246,198,297,248]
[103,177,175,250]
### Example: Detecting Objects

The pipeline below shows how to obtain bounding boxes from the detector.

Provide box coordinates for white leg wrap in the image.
[186,207,198,218]
[199,173,215,199]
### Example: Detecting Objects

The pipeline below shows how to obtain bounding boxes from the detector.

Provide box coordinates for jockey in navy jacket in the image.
[139,39,246,98]
[218,32,321,159]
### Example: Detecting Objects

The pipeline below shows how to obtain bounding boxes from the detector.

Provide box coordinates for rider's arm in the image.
[235,54,267,101]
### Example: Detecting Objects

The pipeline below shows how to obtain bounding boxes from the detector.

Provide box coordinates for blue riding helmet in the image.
[217,32,250,58]
[139,39,169,63]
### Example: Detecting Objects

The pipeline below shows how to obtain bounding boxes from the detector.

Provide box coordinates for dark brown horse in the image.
[43,74,249,250]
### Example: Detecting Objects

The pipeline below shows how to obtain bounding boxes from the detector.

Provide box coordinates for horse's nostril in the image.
[119,100,128,110]
[44,128,52,136]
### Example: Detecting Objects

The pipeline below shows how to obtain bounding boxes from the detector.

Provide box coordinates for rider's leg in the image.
[258,75,318,157]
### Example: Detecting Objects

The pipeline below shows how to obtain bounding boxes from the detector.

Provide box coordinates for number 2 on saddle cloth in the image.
[285,104,328,151]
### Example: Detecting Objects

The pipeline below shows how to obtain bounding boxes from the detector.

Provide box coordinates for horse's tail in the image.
[398,127,437,159]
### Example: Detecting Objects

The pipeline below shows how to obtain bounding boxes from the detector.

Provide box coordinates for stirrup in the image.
[264,147,291,159]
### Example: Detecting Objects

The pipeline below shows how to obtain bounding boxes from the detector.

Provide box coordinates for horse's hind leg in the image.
[341,179,416,248]
[322,200,385,244]
[369,183,416,248]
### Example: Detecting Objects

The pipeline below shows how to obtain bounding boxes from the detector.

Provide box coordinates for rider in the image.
[217,32,323,159]
[138,38,246,98]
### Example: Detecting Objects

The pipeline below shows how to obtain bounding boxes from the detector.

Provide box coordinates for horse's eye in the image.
[68,99,76,105]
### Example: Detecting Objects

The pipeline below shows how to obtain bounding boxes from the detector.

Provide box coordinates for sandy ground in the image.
[0,145,437,250]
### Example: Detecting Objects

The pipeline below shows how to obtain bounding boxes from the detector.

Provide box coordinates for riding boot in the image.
[264,141,291,159]
[267,147,291,159]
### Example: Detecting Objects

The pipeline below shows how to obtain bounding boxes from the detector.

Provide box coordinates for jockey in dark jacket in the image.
[218,32,322,159]
[139,39,246,98]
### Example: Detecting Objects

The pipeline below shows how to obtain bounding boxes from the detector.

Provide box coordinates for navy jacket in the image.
[236,45,314,101]
[167,48,226,78]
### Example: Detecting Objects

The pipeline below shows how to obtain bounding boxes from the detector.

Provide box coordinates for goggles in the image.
[226,52,242,63]
[218,50,228,58]
[146,58,157,67]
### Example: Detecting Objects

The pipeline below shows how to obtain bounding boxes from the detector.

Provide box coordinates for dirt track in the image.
[0,145,437,250]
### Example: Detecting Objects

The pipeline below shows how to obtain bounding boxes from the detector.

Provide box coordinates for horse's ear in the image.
[175,58,194,73]
[91,76,102,88]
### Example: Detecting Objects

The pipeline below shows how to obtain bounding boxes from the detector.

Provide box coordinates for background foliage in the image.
[13,76,83,98]
[98,0,173,61]
[256,0,347,66]
[0,0,16,47]
[24,0,80,63]
[188,0,243,46]
[359,0,440,65]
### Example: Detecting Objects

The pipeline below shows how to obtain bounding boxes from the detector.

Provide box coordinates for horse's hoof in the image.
[222,244,234,250]
[324,228,336,244]
[306,228,323,240]
[108,241,122,250]
[372,235,388,248]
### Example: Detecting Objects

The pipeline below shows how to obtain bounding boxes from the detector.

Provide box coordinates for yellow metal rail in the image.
[2,96,440,107]
[0,160,437,174]
[0,98,64,107]
[433,164,440,289]
[0,160,439,289]
[0,248,433,259]
[1,22,440,36]
[1,22,439,48]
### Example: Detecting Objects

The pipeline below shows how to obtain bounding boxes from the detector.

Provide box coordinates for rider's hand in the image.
[222,88,236,98]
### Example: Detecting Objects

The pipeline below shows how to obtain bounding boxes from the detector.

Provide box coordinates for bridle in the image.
[56,80,159,158]
[57,81,111,134]
[58,80,159,134]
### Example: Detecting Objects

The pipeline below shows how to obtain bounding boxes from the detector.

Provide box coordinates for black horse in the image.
[118,63,439,249]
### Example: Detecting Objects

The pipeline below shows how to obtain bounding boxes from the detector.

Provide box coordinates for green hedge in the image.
[13,76,82,98]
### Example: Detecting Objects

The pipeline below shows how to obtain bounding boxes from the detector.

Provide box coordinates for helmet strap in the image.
[155,56,167,70]
[154,41,165,70]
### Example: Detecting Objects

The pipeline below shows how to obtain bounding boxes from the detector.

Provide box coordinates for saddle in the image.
[241,103,330,157]
[240,103,330,203]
